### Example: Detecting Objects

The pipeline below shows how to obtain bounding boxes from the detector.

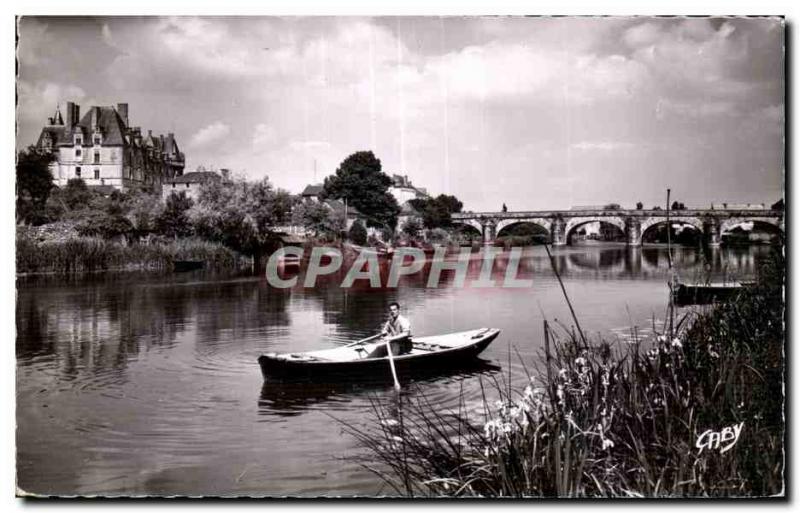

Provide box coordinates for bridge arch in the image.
[719,217,783,235]
[451,219,483,234]
[640,216,704,243]
[565,216,626,244]
[496,218,552,238]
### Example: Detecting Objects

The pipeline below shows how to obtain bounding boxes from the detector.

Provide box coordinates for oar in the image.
[384,337,402,392]
[344,333,382,347]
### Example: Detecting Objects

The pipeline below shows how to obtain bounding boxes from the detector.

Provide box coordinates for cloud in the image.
[15,17,784,211]
[288,140,331,151]
[17,80,87,135]
[571,141,636,152]
[252,124,277,149]
[189,122,230,147]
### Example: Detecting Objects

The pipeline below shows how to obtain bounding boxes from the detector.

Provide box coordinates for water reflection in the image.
[258,359,502,416]
[15,244,774,496]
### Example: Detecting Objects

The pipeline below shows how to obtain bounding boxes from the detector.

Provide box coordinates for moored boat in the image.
[258,328,500,380]
[173,260,204,272]
[673,281,753,306]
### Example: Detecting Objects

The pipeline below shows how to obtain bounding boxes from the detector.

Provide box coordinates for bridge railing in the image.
[452,209,783,219]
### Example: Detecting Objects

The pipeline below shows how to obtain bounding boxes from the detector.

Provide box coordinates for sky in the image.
[16,16,784,211]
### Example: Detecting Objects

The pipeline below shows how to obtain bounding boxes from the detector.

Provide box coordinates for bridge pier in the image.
[625,217,642,246]
[704,219,721,246]
[550,218,566,246]
[481,219,497,245]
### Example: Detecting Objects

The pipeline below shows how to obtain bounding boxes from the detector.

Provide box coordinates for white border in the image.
[3,1,797,511]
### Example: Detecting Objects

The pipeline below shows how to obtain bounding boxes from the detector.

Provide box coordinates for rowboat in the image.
[673,281,753,306]
[173,260,204,272]
[258,328,500,380]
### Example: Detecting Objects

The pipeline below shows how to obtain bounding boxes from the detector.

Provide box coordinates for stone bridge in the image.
[450,209,784,246]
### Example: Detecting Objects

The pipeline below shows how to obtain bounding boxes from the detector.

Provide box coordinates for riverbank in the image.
[16,229,248,275]
[348,246,784,497]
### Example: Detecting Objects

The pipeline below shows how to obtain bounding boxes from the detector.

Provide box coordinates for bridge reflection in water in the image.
[477,244,765,283]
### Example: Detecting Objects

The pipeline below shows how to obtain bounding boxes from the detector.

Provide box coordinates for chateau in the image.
[36,102,185,192]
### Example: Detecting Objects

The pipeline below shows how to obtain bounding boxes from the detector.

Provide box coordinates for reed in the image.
[344,247,784,497]
[16,231,246,274]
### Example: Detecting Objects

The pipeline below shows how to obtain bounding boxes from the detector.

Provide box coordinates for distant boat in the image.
[173,260,204,272]
[673,281,753,306]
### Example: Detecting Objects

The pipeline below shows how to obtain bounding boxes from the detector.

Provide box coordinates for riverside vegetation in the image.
[344,245,784,497]
[16,147,471,275]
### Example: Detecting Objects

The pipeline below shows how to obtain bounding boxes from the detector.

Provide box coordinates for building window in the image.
[186,183,190,188]
[94,169,100,179]
[93,151,100,164]
[75,167,81,178]
[75,136,82,145]
[93,135,101,145]
[172,183,176,189]
[75,148,82,157]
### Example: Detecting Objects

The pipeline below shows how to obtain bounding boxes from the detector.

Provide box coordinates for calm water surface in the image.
[16,244,770,496]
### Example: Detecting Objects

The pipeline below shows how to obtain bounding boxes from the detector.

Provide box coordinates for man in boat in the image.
[369,302,413,357]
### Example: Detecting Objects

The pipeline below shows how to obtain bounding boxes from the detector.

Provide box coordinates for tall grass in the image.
[16,232,247,274]
[344,248,784,497]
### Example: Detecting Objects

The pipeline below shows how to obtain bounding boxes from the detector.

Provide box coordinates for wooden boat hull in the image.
[258,328,500,380]
[173,260,204,272]
[673,282,751,306]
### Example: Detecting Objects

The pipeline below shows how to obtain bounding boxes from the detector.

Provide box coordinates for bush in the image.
[156,192,194,238]
[75,212,134,240]
[348,220,368,245]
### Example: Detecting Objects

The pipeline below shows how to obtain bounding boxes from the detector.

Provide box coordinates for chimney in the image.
[65,101,76,127]
[116,103,128,127]
[91,106,101,129]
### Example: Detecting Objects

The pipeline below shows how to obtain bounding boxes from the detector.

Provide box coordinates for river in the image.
[15,243,772,496]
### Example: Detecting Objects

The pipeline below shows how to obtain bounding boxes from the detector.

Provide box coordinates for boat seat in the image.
[366,336,412,358]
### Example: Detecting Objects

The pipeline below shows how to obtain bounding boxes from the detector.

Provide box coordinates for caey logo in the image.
[695,422,744,454]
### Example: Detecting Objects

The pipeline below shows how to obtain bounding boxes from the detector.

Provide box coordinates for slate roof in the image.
[324,199,363,217]
[166,171,221,184]
[57,106,129,147]
[301,184,324,197]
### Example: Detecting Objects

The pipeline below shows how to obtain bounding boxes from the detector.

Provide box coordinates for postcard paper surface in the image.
[15,15,785,498]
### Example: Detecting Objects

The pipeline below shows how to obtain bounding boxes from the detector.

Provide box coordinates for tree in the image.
[190,177,293,255]
[771,198,784,210]
[320,151,400,230]
[16,146,55,225]
[156,192,194,238]
[63,178,94,210]
[401,217,422,239]
[409,194,464,229]
[291,201,345,240]
[126,191,164,238]
[76,211,134,240]
[348,219,368,245]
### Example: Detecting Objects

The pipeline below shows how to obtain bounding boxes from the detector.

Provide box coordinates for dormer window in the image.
[75,135,82,146]
[93,134,102,145]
